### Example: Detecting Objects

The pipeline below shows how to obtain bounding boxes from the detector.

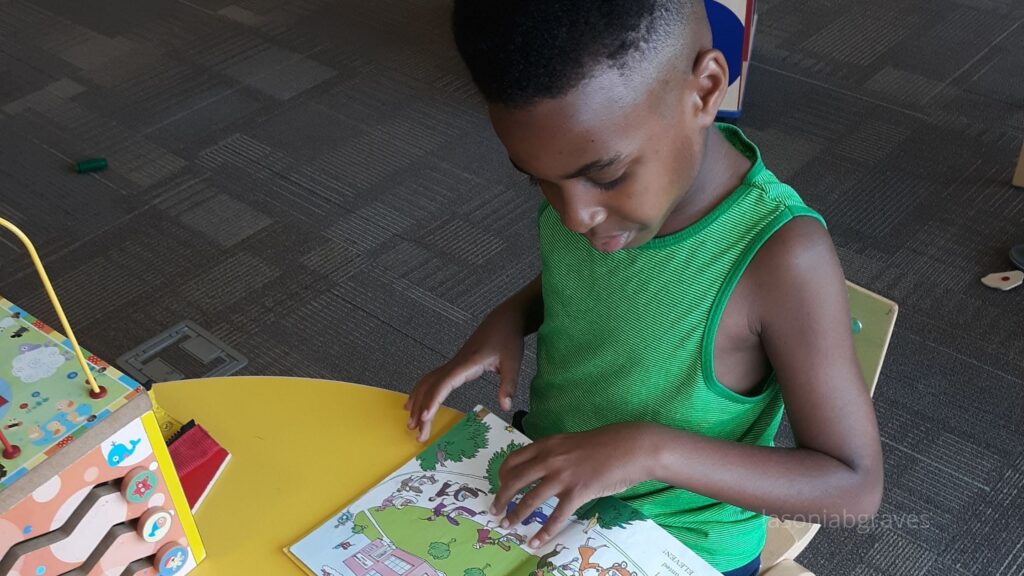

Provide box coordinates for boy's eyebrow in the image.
[508,154,625,180]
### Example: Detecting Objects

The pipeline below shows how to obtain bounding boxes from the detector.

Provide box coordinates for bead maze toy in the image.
[0,218,204,575]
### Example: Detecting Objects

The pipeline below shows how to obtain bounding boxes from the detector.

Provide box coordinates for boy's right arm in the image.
[405,275,543,442]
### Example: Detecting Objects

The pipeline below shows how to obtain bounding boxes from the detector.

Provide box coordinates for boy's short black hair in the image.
[452,0,695,108]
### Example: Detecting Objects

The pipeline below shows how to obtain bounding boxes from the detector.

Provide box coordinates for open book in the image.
[286,406,721,576]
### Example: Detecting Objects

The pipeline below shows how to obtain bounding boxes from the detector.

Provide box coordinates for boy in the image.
[405,1,883,574]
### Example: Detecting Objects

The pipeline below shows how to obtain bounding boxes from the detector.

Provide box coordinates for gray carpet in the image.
[1,0,1022,574]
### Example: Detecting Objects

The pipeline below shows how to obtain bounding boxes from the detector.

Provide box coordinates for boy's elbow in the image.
[849,463,884,519]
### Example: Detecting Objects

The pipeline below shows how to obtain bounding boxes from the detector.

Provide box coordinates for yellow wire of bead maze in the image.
[0,217,106,459]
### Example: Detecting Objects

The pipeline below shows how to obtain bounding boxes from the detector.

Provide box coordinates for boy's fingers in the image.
[408,357,490,438]
[406,388,422,429]
[490,479,524,518]
[500,441,537,471]
[496,353,521,411]
[502,481,557,528]
[491,463,545,519]
[530,494,581,547]
[417,416,434,443]
[407,372,436,424]
[490,444,539,509]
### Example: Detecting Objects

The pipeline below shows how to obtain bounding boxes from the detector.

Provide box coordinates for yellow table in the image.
[154,376,463,574]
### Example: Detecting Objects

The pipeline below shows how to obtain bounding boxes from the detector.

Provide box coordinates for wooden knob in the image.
[138,507,174,543]
[121,467,160,503]
[154,542,190,575]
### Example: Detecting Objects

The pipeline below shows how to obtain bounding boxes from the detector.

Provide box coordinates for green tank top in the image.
[523,124,825,572]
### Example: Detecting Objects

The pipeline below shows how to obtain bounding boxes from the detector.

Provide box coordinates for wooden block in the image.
[760,559,815,576]
[1013,143,1024,188]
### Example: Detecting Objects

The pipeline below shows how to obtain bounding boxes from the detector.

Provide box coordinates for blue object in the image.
[67,371,78,379]
[106,438,141,466]
[705,0,745,86]
[31,391,40,398]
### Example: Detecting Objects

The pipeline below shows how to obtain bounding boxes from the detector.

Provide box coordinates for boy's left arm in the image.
[493,218,884,548]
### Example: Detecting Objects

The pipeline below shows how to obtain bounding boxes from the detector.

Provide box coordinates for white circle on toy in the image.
[84,466,99,483]
[32,476,61,503]
[149,493,166,508]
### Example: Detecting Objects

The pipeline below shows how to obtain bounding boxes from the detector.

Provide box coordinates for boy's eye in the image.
[591,174,627,191]
[526,173,627,191]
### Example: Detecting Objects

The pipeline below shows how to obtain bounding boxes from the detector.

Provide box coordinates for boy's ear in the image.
[689,48,729,127]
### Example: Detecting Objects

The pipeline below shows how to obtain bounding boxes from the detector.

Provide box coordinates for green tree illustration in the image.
[333,524,366,549]
[427,538,456,560]
[574,497,647,529]
[418,412,490,471]
[464,563,490,576]
[486,441,524,494]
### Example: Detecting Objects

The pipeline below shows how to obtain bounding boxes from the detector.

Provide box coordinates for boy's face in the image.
[489,66,712,253]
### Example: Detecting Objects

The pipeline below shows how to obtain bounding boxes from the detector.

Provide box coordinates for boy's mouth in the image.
[590,231,633,253]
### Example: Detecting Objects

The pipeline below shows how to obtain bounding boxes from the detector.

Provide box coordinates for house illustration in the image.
[343,539,440,576]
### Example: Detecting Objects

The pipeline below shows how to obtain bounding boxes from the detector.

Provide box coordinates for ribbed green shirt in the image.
[523,124,825,572]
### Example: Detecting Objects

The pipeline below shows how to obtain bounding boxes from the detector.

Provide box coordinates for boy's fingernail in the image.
[529,538,540,548]
[500,519,509,529]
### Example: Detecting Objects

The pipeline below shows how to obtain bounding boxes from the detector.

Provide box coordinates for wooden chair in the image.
[759,282,898,576]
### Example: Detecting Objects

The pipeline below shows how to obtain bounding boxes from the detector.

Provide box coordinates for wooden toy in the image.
[707,0,756,119]
[0,217,204,574]
[981,270,1024,291]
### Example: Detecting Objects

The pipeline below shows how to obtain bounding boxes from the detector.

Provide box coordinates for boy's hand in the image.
[490,423,658,548]
[405,305,526,442]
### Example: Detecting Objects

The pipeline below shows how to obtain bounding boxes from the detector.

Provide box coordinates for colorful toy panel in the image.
[0,297,142,491]
[0,410,199,574]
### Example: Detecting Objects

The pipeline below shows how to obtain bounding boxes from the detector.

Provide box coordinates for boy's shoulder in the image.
[740,213,842,321]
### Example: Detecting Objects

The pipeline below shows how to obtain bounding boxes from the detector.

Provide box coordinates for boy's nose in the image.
[560,197,606,234]
[562,207,606,234]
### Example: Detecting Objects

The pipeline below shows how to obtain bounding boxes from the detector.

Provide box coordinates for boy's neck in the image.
[657,126,753,238]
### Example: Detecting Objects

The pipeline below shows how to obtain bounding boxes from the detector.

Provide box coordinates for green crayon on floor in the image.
[74,158,107,173]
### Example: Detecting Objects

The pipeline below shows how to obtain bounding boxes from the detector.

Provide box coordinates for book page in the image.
[287,407,721,576]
